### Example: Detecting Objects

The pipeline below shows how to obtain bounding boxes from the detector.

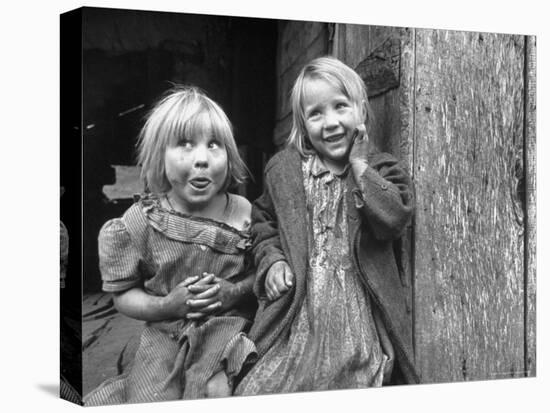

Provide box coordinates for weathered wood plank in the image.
[369,90,402,154]
[279,20,326,75]
[355,37,401,99]
[524,35,536,377]
[414,30,525,383]
[336,26,412,167]
[341,24,401,69]
[338,26,417,363]
[276,28,328,119]
[398,27,416,175]
[397,27,418,363]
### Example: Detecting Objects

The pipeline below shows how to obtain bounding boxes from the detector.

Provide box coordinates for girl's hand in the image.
[349,124,369,170]
[265,261,294,301]
[186,273,222,320]
[161,275,201,319]
[212,277,238,312]
[163,274,221,320]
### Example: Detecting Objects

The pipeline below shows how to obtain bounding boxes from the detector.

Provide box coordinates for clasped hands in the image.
[163,273,236,321]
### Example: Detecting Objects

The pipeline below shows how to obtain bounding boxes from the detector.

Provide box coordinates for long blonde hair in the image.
[287,56,374,156]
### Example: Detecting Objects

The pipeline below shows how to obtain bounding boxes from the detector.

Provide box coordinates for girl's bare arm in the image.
[113,275,221,321]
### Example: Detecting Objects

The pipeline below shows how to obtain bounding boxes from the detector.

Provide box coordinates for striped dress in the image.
[84,194,256,405]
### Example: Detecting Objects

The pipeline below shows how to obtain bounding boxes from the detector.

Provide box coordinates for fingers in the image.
[353,125,368,144]
[264,274,276,301]
[187,283,216,295]
[187,296,220,309]
[283,263,294,288]
[190,283,220,299]
[179,273,215,289]
[265,281,280,301]
[355,123,367,137]
[265,263,293,301]
[180,275,200,287]
[186,301,222,320]
[195,273,216,285]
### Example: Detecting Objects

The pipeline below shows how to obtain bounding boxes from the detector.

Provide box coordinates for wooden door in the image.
[334,25,536,383]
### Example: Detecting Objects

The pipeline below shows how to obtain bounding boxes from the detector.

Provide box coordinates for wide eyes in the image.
[177,137,222,149]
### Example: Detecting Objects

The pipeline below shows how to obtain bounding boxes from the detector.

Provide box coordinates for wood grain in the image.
[355,37,401,98]
[277,27,328,119]
[273,22,327,145]
[413,30,526,383]
[524,35,536,377]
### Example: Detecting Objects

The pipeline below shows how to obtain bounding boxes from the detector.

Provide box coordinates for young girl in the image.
[235,56,419,394]
[84,86,257,405]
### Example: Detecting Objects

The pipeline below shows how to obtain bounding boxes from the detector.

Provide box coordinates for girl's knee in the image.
[205,370,232,398]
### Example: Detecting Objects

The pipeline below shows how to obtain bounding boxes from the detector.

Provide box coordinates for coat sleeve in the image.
[351,152,414,240]
[251,178,286,299]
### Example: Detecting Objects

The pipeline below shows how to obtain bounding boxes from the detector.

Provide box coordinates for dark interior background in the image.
[78,8,278,292]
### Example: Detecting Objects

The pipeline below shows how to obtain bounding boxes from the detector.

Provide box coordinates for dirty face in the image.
[164,123,228,213]
[303,77,364,173]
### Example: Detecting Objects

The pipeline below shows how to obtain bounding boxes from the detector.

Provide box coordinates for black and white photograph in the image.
[3,1,549,412]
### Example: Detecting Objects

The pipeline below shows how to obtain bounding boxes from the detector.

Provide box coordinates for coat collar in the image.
[308,154,351,178]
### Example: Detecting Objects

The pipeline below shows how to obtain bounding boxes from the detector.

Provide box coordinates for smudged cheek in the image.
[164,153,193,185]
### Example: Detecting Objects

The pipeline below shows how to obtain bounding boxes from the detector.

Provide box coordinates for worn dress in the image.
[236,156,387,395]
[84,194,256,405]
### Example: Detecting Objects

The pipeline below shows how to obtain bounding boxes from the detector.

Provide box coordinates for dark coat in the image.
[247,146,420,384]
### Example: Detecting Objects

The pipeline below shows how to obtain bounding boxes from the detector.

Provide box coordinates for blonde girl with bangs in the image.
[235,56,419,394]
[85,86,257,405]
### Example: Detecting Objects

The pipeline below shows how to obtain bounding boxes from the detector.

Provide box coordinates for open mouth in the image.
[324,133,346,143]
[189,177,211,190]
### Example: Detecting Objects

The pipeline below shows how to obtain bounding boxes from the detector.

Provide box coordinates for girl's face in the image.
[303,77,363,173]
[164,123,228,213]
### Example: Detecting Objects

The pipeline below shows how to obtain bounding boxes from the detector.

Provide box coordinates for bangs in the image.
[137,85,247,193]
[164,99,233,147]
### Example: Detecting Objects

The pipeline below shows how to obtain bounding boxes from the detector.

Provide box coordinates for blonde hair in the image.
[287,56,374,156]
[137,85,248,193]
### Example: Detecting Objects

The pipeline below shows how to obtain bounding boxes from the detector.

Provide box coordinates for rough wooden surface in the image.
[398,28,416,176]
[413,30,526,383]
[273,21,327,147]
[355,37,401,98]
[336,25,417,363]
[524,35,536,377]
[340,24,401,70]
[277,23,327,120]
[398,28,418,362]
[336,26,409,161]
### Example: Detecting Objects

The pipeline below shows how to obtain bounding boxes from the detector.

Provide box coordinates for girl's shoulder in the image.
[264,146,301,175]
[225,193,251,232]
[99,199,150,243]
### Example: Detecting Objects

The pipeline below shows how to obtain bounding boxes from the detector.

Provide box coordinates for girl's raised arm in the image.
[351,153,414,241]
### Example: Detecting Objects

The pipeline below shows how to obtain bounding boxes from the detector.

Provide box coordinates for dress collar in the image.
[309,154,351,178]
